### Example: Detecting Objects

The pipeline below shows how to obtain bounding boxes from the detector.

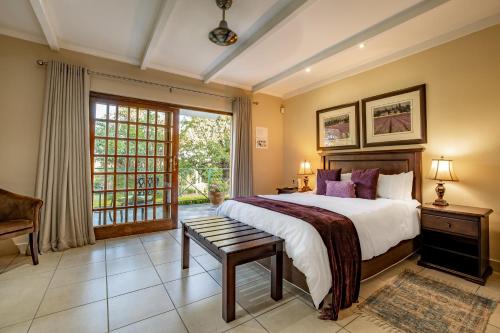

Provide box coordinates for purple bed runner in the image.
[233,196,361,320]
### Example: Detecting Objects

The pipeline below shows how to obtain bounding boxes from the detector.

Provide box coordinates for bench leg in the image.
[271,243,283,301]
[181,224,190,269]
[222,256,236,322]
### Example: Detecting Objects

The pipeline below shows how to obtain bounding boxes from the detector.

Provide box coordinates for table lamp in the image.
[298,160,314,192]
[428,156,459,206]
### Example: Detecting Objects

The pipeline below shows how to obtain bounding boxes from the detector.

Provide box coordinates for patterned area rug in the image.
[358,270,497,333]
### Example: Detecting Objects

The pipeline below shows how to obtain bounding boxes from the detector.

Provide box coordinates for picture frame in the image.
[362,84,427,147]
[316,102,360,150]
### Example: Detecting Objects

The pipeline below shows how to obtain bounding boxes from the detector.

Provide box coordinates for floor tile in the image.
[168,229,182,242]
[0,272,52,328]
[37,277,106,317]
[108,285,174,330]
[29,300,107,333]
[147,244,182,265]
[193,254,221,271]
[208,263,275,289]
[189,241,209,257]
[106,236,142,249]
[105,243,146,260]
[111,310,187,333]
[226,319,267,333]
[236,277,297,317]
[156,259,204,283]
[177,294,251,333]
[140,231,174,243]
[106,253,152,276]
[0,254,16,273]
[345,315,392,332]
[143,238,179,253]
[256,298,341,333]
[58,248,105,269]
[107,266,161,297]
[0,252,61,281]
[49,261,105,288]
[165,272,221,307]
[0,321,31,333]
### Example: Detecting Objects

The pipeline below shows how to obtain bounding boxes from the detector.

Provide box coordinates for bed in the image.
[217,148,423,310]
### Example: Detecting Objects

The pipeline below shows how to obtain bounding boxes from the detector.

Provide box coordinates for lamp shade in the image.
[298,160,313,175]
[428,157,458,182]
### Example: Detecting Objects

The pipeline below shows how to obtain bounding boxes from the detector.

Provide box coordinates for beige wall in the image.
[283,24,500,262]
[252,93,284,195]
[0,35,282,252]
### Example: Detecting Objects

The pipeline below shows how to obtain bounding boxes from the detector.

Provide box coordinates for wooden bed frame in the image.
[259,148,423,292]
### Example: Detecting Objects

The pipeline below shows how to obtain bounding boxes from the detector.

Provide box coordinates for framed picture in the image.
[362,84,427,147]
[316,102,360,150]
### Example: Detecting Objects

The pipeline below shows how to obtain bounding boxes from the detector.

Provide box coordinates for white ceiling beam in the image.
[29,0,59,51]
[141,0,177,70]
[202,0,311,83]
[252,0,450,92]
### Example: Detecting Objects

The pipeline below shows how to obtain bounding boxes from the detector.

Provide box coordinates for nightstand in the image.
[418,203,493,285]
[276,187,298,194]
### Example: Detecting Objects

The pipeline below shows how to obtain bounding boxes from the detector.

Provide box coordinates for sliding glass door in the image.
[90,92,179,238]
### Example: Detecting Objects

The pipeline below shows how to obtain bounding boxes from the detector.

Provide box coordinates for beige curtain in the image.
[231,96,253,197]
[35,61,95,252]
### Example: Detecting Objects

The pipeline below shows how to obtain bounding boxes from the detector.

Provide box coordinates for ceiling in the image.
[1,0,499,98]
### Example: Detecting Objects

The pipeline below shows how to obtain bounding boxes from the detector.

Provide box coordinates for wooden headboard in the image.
[321,148,424,202]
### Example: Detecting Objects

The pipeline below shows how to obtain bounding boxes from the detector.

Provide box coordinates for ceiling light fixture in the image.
[208,0,238,46]
[359,43,366,49]
[305,67,311,73]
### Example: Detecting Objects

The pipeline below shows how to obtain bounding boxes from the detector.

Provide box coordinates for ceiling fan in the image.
[208,0,238,46]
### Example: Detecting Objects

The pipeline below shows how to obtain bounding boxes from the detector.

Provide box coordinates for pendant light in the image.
[208,0,238,46]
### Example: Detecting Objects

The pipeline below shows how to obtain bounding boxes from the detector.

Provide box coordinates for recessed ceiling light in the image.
[305,67,311,73]
[359,43,366,49]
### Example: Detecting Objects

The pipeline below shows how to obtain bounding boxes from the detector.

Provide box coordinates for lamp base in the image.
[432,198,449,206]
[299,186,312,193]
[432,182,449,206]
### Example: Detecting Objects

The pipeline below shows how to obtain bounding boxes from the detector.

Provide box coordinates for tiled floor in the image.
[1,231,500,333]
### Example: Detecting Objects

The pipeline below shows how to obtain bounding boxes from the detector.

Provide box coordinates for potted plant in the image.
[208,180,227,206]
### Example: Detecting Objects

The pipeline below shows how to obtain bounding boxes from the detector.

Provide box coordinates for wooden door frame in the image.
[89,92,180,239]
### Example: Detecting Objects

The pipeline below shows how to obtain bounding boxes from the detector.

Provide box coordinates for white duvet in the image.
[217,193,420,308]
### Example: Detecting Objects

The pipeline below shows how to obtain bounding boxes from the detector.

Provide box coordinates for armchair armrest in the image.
[0,189,43,232]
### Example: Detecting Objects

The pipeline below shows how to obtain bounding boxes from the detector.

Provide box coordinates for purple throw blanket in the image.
[233,196,361,320]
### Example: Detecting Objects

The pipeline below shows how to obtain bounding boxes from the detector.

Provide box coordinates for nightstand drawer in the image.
[422,213,477,238]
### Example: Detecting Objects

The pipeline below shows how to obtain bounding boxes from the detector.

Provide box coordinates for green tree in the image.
[179,114,231,196]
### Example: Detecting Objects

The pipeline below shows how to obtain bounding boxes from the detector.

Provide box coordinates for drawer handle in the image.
[447,222,452,228]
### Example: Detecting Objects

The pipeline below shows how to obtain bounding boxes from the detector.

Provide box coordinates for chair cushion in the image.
[0,219,33,234]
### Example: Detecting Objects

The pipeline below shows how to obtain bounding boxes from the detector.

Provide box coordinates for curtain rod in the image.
[36,60,235,101]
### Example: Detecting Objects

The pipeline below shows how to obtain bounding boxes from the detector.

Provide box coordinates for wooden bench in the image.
[181,215,284,322]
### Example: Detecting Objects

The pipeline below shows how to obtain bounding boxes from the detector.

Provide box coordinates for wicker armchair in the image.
[0,189,43,265]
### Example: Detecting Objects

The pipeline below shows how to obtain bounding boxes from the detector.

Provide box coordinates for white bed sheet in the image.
[216,193,420,308]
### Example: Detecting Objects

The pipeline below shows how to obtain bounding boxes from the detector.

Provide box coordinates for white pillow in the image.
[340,173,351,181]
[377,171,413,201]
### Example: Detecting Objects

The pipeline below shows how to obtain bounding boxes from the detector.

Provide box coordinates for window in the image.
[90,95,177,227]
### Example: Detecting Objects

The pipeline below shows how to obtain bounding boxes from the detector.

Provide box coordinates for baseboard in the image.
[490,258,500,272]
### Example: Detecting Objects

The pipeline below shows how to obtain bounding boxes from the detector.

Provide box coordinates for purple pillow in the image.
[325,181,356,198]
[316,169,341,195]
[351,168,380,200]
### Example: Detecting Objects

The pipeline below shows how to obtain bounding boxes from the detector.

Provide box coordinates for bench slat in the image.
[206,229,264,242]
[184,217,231,226]
[220,236,282,254]
[213,232,272,248]
[191,220,240,231]
[183,216,221,223]
[191,222,246,233]
[199,226,255,237]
